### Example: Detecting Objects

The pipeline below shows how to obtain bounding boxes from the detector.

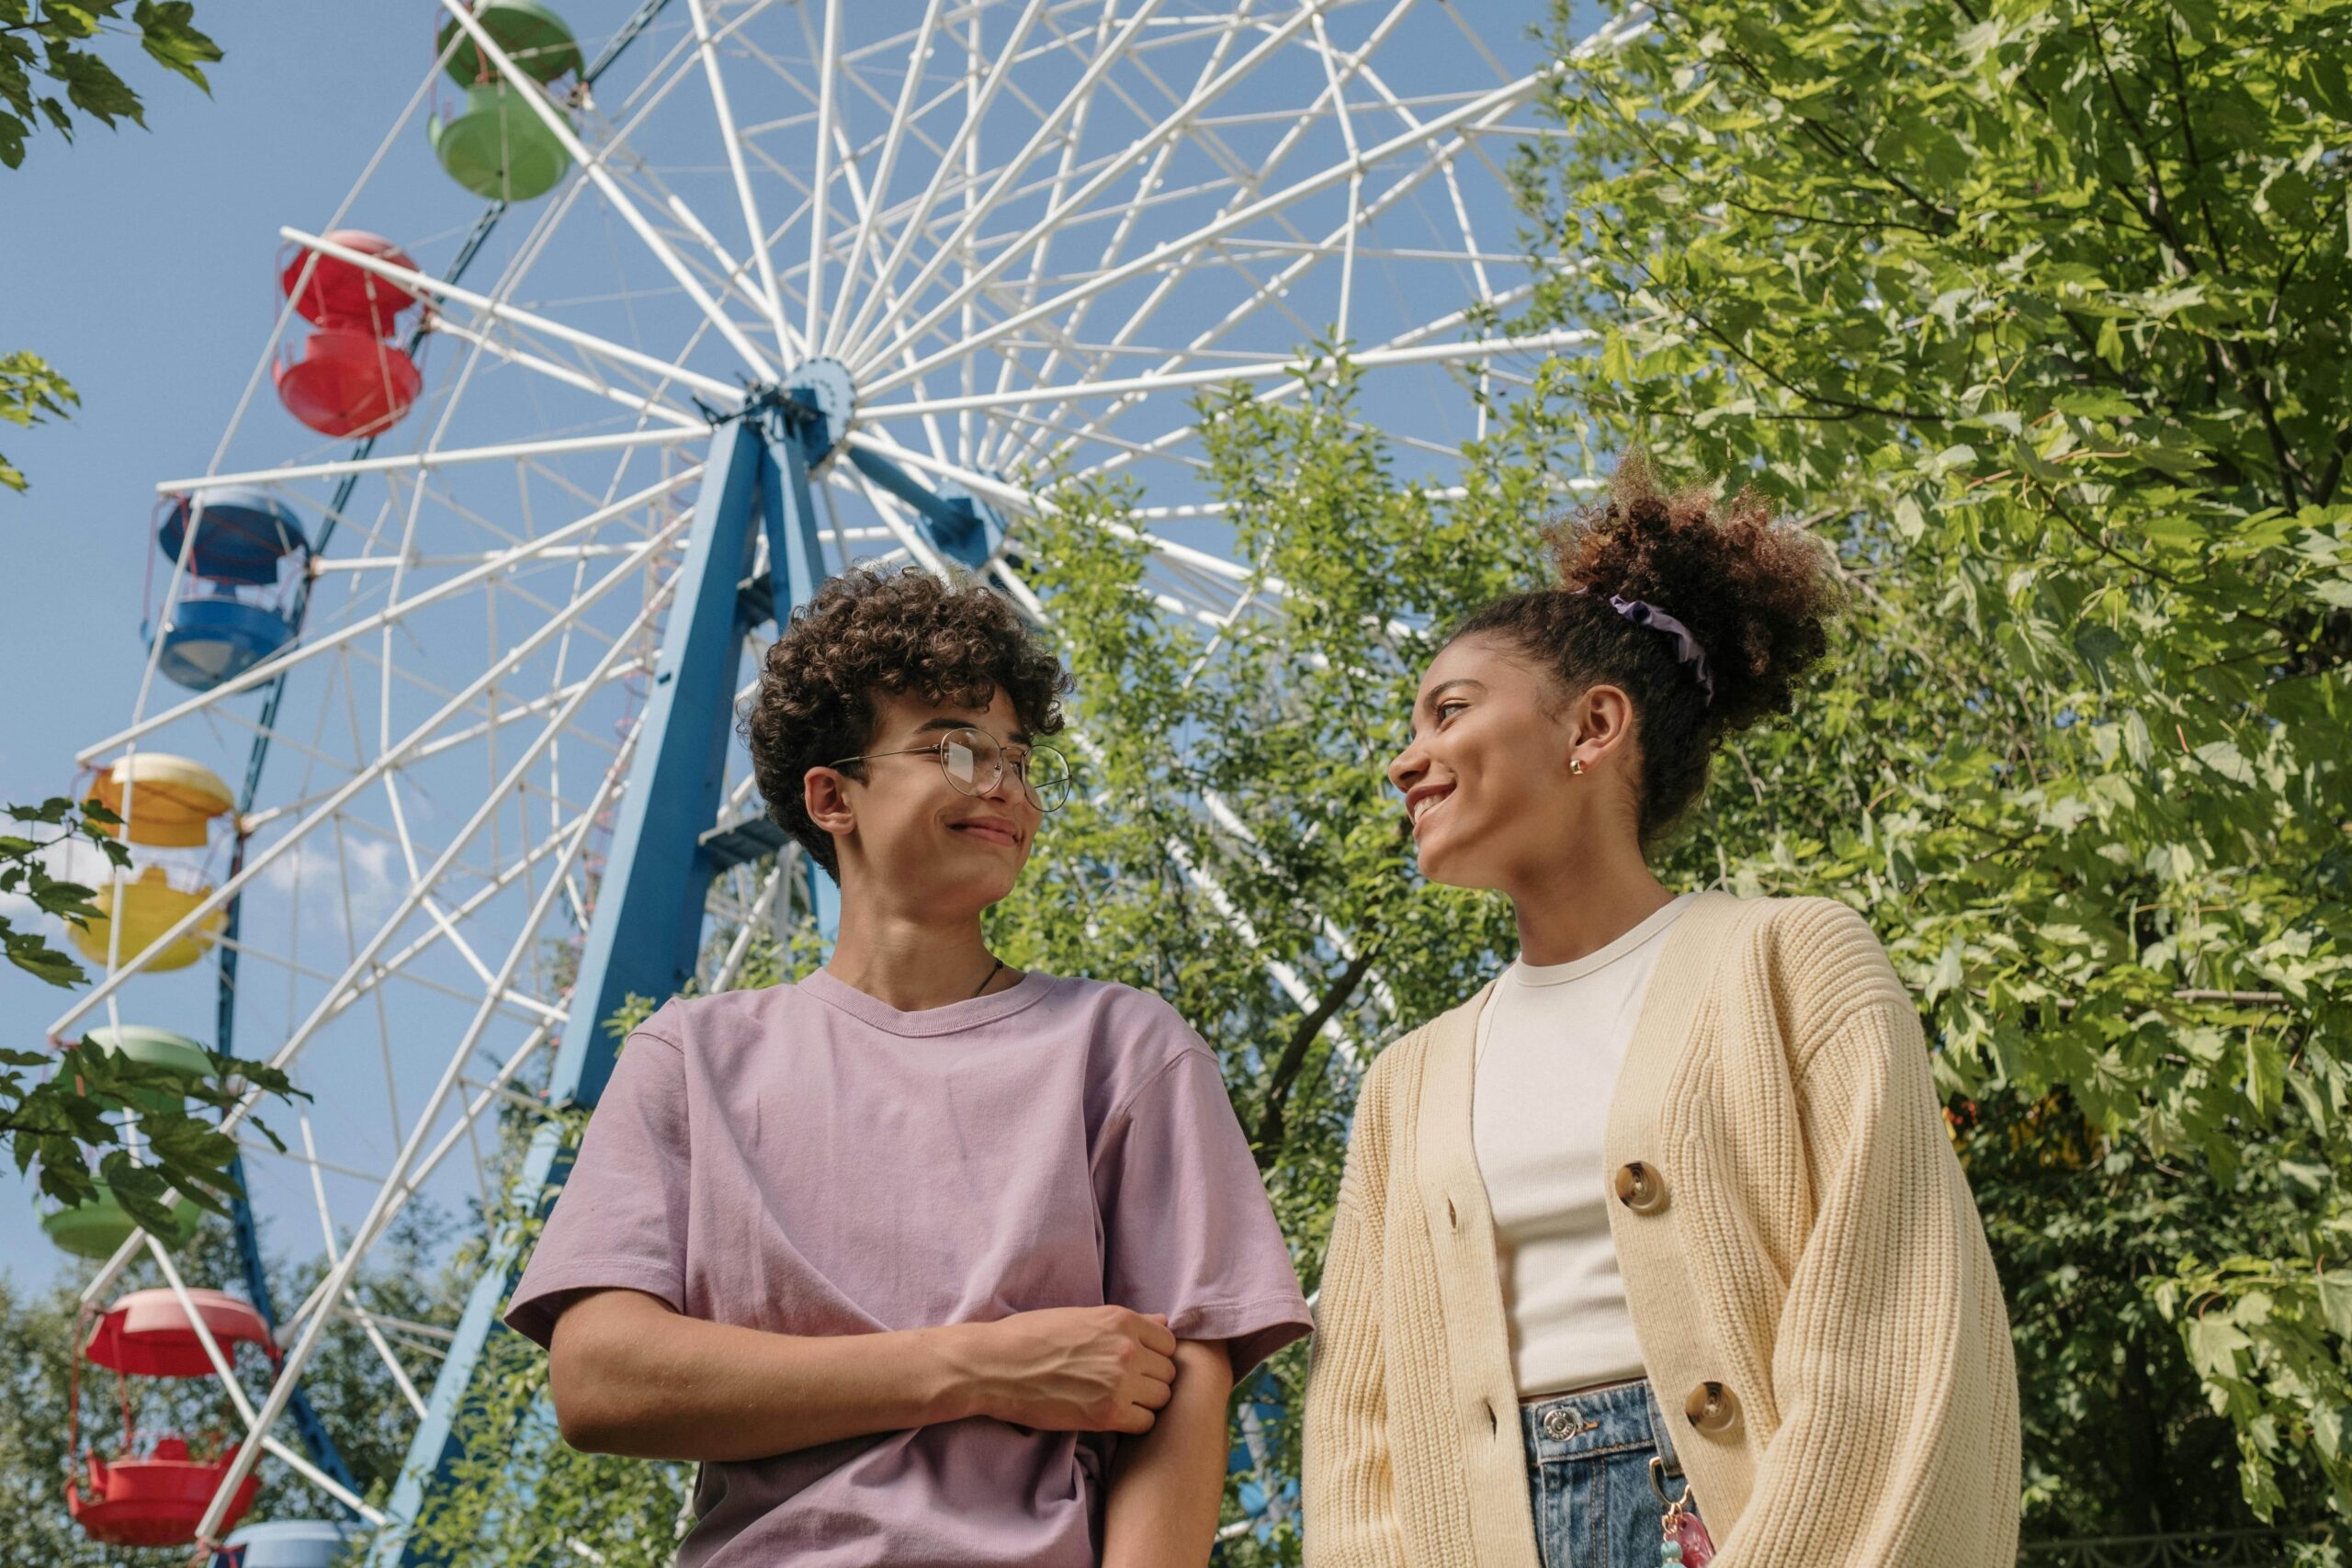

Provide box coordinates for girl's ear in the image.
[1568,682,1638,765]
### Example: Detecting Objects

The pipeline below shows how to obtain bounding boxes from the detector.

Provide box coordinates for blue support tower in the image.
[377,376,998,1562]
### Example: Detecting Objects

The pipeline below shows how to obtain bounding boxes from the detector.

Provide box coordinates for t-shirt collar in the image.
[800,964,1056,1037]
[1506,893,1694,989]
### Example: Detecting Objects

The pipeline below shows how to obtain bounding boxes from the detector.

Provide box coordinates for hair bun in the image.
[1546,455,1840,732]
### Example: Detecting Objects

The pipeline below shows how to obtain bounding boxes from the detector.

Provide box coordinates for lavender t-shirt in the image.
[504,968,1311,1567]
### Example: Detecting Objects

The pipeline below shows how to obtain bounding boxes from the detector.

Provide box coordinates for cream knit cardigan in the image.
[1303,893,2020,1567]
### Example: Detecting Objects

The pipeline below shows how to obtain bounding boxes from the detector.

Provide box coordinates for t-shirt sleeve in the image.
[1093,1046,1313,1379]
[503,1021,691,1349]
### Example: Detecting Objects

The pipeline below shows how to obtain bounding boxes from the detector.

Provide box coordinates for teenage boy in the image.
[503,567,1311,1567]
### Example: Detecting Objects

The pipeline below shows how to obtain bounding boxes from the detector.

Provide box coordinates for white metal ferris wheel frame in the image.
[45,0,1646,1555]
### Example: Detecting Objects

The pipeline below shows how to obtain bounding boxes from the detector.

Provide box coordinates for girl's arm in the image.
[1101,1338,1238,1568]
[1729,985,2021,1564]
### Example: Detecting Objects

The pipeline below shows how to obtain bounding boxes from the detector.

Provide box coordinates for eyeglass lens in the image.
[940,729,1069,810]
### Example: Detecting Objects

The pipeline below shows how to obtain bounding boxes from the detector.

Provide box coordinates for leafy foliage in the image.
[3,795,125,987]
[0,350,77,493]
[1,1032,300,1232]
[4,795,301,1230]
[1512,0,2352,1523]
[0,0,220,168]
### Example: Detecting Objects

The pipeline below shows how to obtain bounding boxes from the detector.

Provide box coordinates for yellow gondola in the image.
[67,864,227,974]
[88,754,234,849]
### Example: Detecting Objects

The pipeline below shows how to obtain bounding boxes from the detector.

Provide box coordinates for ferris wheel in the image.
[41,0,1638,1558]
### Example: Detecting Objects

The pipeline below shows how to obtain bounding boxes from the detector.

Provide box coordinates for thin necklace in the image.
[971,954,1006,998]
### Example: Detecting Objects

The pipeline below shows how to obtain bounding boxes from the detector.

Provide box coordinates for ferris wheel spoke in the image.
[651,189,806,359]
[280,230,741,403]
[863,58,1547,402]
[300,1113,433,1420]
[157,424,704,496]
[875,328,1588,423]
[687,0,793,359]
[440,0,783,382]
[428,316,707,430]
[88,470,697,763]
[823,0,945,355]
[978,8,1259,471]
[51,513,686,1040]
[138,1235,392,1533]
[273,1015,562,1341]
[867,0,1174,371]
[409,668,639,771]
[1005,128,1548,475]
[834,0,1053,362]
[799,0,844,346]
[847,4,1327,376]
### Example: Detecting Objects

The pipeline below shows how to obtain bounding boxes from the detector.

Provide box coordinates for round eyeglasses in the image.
[829,727,1075,813]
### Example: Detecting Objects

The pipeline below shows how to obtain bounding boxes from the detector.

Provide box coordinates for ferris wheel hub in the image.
[769,358,856,471]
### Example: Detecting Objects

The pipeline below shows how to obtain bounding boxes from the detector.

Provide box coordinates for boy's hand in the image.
[946,1306,1179,1434]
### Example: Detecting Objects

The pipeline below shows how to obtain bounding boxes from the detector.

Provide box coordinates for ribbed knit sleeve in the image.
[1303,1056,1410,1568]
[1720,929,2021,1567]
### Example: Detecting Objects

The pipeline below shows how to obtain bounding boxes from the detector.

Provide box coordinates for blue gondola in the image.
[214,1517,353,1568]
[149,487,310,692]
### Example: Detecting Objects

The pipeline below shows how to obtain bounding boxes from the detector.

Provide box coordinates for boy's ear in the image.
[804,766,856,843]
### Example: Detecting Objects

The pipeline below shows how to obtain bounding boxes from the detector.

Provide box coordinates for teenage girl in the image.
[1303,462,2019,1568]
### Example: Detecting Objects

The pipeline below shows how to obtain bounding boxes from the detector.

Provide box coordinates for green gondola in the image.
[430,3,580,201]
[430,81,573,201]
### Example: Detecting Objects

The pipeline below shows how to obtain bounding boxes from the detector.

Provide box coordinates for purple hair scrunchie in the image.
[1605,593,1715,705]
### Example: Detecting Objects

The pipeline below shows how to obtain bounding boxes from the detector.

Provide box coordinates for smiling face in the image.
[1388,633,1636,894]
[807,685,1043,919]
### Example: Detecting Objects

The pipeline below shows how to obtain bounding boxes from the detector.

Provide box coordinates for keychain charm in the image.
[1648,1457,1717,1566]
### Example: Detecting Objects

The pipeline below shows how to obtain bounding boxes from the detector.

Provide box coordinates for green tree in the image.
[1510,0,2352,1526]
[0,0,220,491]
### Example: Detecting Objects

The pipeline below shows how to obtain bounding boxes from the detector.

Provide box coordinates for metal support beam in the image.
[844,443,1002,569]
[757,402,845,937]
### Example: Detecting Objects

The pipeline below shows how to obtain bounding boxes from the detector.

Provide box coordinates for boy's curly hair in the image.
[742,568,1069,879]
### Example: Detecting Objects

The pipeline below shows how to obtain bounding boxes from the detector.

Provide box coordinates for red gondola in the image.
[278,229,423,336]
[273,230,426,436]
[66,1288,274,1548]
[274,327,424,438]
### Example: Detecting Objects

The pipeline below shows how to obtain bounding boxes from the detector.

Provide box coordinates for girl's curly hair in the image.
[742,568,1068,879]
[1449,455,1842,843]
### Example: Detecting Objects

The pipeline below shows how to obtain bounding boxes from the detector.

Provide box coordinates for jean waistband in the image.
[1518,1378,1686,1477]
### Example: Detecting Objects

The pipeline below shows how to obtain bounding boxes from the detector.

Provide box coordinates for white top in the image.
[1472,894,1693,1397]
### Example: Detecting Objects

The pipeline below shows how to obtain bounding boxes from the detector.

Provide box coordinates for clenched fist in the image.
[946,1306,1181,1435]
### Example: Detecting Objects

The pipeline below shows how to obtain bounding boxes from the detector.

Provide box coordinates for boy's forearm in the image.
[550,1289,975,1461]
[1102,1340,1238,1568]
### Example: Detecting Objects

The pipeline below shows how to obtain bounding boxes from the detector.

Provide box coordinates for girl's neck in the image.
[1506,839,1674,968]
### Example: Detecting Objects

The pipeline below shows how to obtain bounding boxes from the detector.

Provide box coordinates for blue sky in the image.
[2,10,453,1290]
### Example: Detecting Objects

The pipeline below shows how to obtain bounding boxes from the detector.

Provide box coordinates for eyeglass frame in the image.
[824,725,1074,813]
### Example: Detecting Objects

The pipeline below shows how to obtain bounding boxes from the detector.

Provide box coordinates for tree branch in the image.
[1252,948,1376,1169]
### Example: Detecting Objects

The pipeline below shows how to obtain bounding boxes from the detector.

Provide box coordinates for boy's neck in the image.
[824,903,1008,1013]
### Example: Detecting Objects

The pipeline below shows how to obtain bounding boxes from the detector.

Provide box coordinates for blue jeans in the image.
[1520,1379,1705,1568]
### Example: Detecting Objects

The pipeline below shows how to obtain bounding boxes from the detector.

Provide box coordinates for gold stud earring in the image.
[1570,757,1586,775]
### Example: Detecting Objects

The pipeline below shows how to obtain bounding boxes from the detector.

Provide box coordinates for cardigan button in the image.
[1613,1161,1668,1214]
[1683,1381,1740,1436]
